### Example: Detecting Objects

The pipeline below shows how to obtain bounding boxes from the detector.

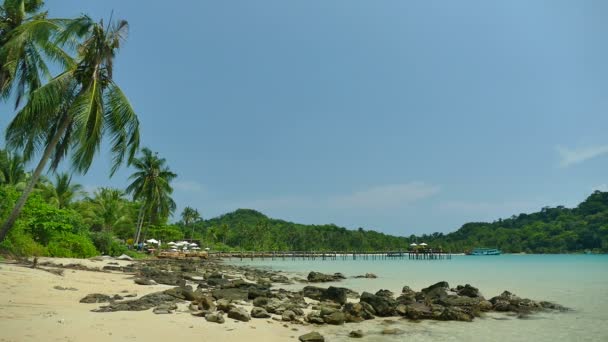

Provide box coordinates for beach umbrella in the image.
[146,239,159,244]
[192,247,201,250]
[189,243,198,247]
[410,243,418,246]
[168,242,176,245]
[419,242,428,246]
[205,247,210,251]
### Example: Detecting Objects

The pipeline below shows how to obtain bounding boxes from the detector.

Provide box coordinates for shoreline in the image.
[0,256,571,342]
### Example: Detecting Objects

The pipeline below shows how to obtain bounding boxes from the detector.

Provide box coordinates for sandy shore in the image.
[0,258,313,342]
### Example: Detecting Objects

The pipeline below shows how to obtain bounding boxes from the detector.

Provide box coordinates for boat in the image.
[468,248,501,256]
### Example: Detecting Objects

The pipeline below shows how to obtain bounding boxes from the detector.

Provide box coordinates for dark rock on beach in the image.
[360,291,397,317]
[307,271,344,283]
[299,332,325,342]
[80,293,112,303]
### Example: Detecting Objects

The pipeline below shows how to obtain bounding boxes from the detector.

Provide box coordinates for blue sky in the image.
[1,0,607,235]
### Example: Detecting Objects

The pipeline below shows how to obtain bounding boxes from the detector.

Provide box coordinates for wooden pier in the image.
[208,250,452,261]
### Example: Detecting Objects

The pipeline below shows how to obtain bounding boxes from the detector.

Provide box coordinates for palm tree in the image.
[1,0,73,105]
[82,187,132,233]
[0,13,140,242]
[181,206,201,239]
[42,172,83,208]
[0,149,26,185]
[126,148,176,245]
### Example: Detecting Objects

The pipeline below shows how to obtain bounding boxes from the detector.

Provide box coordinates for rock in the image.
[360,292,396,317]
[375,289,394,298]
[282,310,298,322]
[248,288,271,300]
[93,291,178,312]
[323,311,345,325]
[116,254,133,261]
[323,286,347,305]
[419,281,450,300]
[252,296,269,307]
[354,273,377,279]
[456,284,481,298]
[343,302,375,322]
[539,301,569,311]
[53,286,77,291]
[227,307,251,322]
[306,311,325,324]
[307,272,342,283]
[80,293,112,303]
[302,286,325,301]
[212,288,249,301]
[153,303,177,314]
[205,312,225,324]
[251,307,271,318]
[439,307,473,322]
[395,304,407,316]
[199,296,216,311]
[164,287,199,301]
[134,278,156,286]
[298,332,325,342]
[270,274,291,284]
[349,330,364,338]
[405,302,435,320]
[216,298,235,312]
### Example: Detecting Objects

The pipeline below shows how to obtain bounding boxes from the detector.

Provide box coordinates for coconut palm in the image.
[0,0,74,106]
[126,148,176,245]
[0,14,140,242]
[181,206,201,239]
[82,187,132,234]
[0,149,26,185]
[42,172,83,208]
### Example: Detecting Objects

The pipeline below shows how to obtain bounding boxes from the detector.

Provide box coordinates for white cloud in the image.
[173,181,204,192]
[592,184,608,192]
[557,144,608,167]
[236,182,440,211]
[328,182,440,209]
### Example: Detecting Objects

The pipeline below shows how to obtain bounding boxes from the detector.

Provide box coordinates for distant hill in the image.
[187,191,608,253]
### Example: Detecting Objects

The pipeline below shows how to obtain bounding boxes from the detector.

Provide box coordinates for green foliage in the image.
[89,231,127,256]
[23,194,84,244]
[0,221,46,256]
[146,224,183,243]
[46,233,98,258]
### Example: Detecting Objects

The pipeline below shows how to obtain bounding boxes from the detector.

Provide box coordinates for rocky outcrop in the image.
[251,307,271,318]
[299,332,325,342]
[307,272,344,283]
[360,292,396,316]
[227,307,251,322]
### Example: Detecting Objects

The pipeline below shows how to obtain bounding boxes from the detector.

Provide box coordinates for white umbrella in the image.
[146,239,159,244]
[205,247,210,251]
[192,247,201,250]
[168,241,176,245]
[410,243,418,246]
[189,243,198,247]
[419,242,428,246]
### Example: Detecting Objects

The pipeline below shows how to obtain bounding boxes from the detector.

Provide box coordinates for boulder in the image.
[405,302,435,320]
[252,296,269,307]
[302,286,325,301]
[375,289,394,298]
[251,307,271,318]
[205,312,225,324]
[282,310,298,322]
[343,302,375,322]
[323,286,347,305]
[152,303,177,314]
[354,273,377,279]
[93,292,178,312]
[211,288,249,301]
[116,254,133,261]
[199,296,216,311]
[307,272,342,283]
[323,311,345,325]
[349,330,364,338]
[456,284,481,298]
[360,292,396,316]
[227,307,251,322]
[216,299,235,312]
[439,307,473,322]
[298,332,325,342]
[79,293,112,303]
[306,311,325,324]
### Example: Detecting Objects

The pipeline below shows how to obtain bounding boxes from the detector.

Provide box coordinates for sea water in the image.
[231,254,608,341]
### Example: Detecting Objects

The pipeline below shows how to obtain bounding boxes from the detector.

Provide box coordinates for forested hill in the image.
[194,191,608,253]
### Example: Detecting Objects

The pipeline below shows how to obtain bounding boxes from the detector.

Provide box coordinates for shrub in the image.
[47,233,98,258]
[90,232,127,256]
[0,223,47,257]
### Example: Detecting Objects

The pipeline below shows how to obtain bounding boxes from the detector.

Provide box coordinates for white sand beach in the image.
[0,258,310,342]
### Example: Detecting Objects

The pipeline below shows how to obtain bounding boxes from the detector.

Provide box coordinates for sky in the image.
[1,0,607,236]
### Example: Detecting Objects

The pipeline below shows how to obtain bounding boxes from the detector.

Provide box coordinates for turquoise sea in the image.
[232,254,608,341]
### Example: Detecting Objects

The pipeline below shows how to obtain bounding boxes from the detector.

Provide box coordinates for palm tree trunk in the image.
[0,115,71,243]
[133,205,145,245]
[191,223,195,240]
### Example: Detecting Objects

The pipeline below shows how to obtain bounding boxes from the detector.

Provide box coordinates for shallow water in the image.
[231,254,608,341]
